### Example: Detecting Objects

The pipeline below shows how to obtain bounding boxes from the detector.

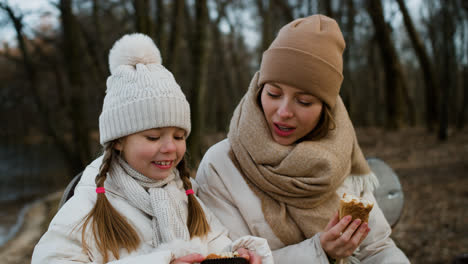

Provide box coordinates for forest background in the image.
[0,0,467,263]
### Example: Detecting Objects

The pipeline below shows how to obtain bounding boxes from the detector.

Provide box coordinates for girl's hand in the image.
[236,248,262,264]
[319,211,370,259]
[170,253,205,264]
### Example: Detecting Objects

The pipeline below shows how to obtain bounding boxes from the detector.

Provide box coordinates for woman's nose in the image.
[277,101,293,118]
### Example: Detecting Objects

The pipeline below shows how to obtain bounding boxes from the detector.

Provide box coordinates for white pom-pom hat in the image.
[99,33,190,145]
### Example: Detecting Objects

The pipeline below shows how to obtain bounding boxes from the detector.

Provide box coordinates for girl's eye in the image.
[267,91,280,98]
[146,136,160,141]
[174,135,185,140]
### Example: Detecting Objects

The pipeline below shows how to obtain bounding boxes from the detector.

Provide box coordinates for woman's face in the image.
[115,127,186,180]
[260,83,323,146]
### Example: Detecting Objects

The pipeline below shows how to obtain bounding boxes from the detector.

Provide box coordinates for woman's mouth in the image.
[273,123,296,137]
[151,160,173,170]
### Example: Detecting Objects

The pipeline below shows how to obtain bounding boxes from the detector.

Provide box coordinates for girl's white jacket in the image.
[32,156,273,264]
[195,139,410,264]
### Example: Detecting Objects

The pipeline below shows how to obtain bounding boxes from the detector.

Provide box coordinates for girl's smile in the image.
[151,160,174,170]
[114,127,186,180]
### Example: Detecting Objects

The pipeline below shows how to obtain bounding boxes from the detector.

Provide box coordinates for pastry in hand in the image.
[201,252,248,264]
[339,193,374,223]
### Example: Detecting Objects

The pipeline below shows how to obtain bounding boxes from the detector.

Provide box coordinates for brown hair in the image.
[177,156,211,237]
[304,103,336,141]
[80,142,210,262]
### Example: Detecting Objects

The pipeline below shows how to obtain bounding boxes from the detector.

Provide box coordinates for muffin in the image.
[201,252,248,264]
[339,193,374,223]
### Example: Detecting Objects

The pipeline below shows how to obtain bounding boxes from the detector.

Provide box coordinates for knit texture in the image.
[227,73,377,246]
[258,15,345,108]
[99,33,190,144]
[108,156,190,247]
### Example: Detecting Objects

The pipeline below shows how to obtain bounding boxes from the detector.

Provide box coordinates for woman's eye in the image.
[174,135,185,140]
[146,136,159,141]
[297,99,312,106]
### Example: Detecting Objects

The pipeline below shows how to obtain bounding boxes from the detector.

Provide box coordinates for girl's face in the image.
[260,82,323,146]
[115,127,186,181]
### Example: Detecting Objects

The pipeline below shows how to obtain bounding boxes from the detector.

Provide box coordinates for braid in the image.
[177,156,211,238]
[81,141,140,263]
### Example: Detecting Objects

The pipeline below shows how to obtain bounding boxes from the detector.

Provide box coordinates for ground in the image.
[0,127,467,264]
[356,127,468,264]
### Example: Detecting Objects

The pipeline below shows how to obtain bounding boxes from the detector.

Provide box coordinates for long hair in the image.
[79,143,210,262]
[177,156,211,237]
[305,103,336,140]
[80,141,140,263]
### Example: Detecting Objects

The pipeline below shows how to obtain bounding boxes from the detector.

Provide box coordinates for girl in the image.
[195,15,410,263]
[32,34,272,264]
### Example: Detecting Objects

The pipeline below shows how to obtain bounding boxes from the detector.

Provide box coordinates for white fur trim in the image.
[108,33,162,74]
[154,238,209,259]
[344,172,380,194]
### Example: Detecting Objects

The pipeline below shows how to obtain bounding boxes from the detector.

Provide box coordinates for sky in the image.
[0,0,423,47]
[0,0,59,44]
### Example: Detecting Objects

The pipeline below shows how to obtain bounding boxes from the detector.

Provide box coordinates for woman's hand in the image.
[319,211,370,259]
[170,253,205,264]
[236,248,262,264]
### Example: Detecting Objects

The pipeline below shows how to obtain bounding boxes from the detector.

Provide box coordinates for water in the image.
[0,143,69,247]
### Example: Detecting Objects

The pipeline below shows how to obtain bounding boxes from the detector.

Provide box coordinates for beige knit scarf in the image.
[228,73,376,246]
[107,156,190,248]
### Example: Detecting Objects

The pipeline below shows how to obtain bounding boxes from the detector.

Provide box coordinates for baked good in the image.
[201,252,248,264]
[339,193,374,223]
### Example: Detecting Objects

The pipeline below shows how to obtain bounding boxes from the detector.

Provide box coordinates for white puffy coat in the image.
[32,156,273,264]
[196,139,410,264]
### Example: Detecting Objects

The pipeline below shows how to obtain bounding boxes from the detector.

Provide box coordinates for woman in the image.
[195,15,410,263]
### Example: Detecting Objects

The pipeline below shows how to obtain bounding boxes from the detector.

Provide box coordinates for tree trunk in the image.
[457,66,467,129]
[366,0,406,129]
[396,0,439,131]
[319,0,334,18]
[438,2,456,140]
[188,0,209,165]
[154,0,167,57]
[256,0,272,53]
[272,0,293,22]
[60,0,92,171]
[133,0,152,35]
[91,0,106,76]
[341,0,355,114]
[166,0,184,73]
[211,1,235,130]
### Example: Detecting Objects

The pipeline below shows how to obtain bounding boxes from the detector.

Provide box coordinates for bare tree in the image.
[396,0,439,131]
[366,0,411,129]
[166,0,184,73]
[438,2,457,140]
[133,0,152,35]
[256,0,273,53]
[0,2,87,175]
[188,0,209,164]
[154,0,167,56]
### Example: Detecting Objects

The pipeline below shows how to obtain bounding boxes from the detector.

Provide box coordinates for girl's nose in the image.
[277,101,293,119]
[160,139,177,153]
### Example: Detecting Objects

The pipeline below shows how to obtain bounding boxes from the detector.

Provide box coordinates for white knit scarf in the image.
[107,156,190,247]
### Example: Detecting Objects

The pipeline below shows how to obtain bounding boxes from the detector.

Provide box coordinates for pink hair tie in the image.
[185,189,194,195]
[96,187,106,194]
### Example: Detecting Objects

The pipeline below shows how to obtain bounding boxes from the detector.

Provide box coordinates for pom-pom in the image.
[108,33,162,74]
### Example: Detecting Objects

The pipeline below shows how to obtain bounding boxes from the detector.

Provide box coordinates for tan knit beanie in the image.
[258,15,345,108]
